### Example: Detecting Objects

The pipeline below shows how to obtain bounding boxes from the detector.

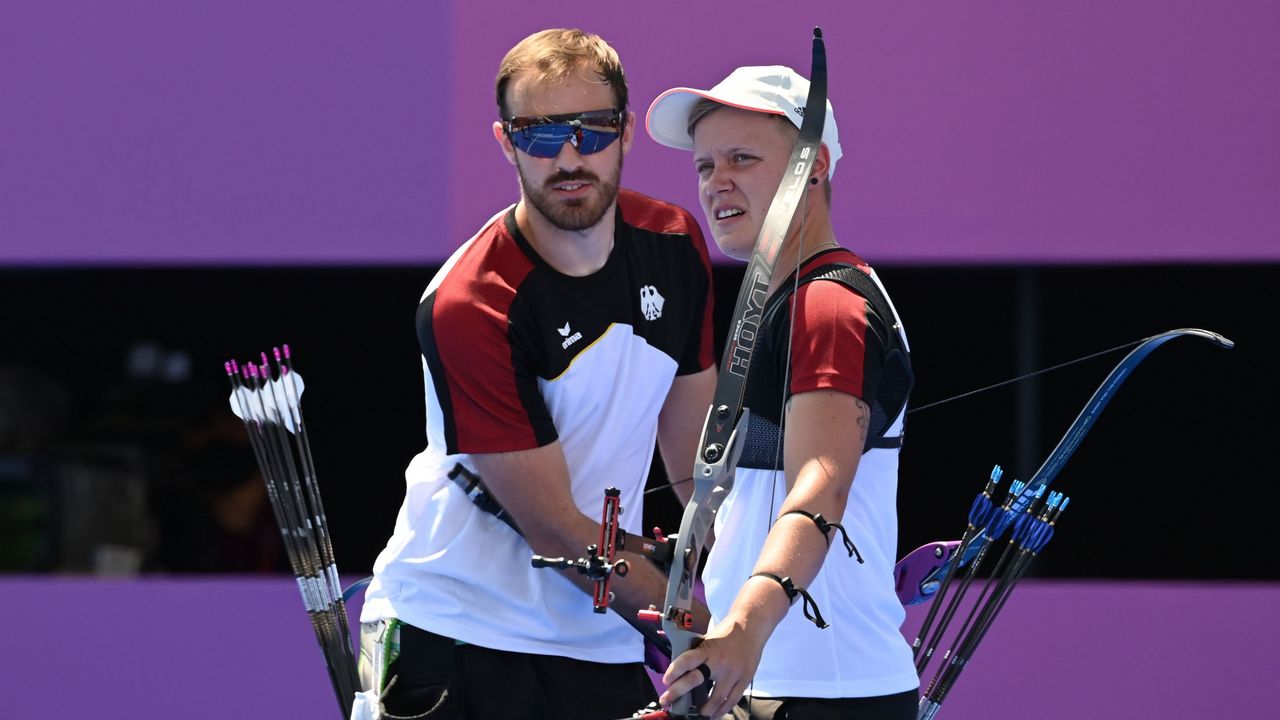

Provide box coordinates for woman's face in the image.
[691,107,797,260]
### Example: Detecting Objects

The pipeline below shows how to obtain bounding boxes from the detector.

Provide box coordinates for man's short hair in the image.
[495,28,628,119]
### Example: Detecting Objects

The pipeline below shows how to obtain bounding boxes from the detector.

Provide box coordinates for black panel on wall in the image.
[0,264,1272,579]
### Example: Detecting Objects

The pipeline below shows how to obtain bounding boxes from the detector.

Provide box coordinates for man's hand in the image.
[468,442,706,630]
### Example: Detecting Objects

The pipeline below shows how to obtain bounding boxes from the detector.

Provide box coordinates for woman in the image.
[645,66,919,720]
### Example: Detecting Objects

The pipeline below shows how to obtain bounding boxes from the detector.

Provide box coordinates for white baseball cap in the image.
[645,65,842,179]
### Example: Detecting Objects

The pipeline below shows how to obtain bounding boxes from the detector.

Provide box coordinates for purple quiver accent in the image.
[894,540,961,606]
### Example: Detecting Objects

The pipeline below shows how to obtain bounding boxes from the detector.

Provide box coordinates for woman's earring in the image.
[810,177,819,186]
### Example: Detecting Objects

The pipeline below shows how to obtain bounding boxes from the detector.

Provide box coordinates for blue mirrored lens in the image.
[576,129,618,154]
[510,123,619,158]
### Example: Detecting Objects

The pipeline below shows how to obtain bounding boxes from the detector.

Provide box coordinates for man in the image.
[645,66,919,719]
[356,29,716,720]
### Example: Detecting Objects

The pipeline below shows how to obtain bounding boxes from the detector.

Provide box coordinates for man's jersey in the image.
[705,249,919,698]
[362,189,714,664]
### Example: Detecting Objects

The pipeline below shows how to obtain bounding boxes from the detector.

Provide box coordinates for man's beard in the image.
[517,156,623,232]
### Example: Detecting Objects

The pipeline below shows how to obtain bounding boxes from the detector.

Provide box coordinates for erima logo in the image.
[640,285,664,321]
[559,322,583,350]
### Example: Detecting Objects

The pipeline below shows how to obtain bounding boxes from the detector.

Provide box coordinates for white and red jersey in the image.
[705,248,919,698]
[362,189,714,663]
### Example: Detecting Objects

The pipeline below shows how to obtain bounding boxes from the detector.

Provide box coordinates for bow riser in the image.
[660,410,749,716]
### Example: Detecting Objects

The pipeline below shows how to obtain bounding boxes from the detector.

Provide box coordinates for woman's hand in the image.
[659,390,869,717]
[659,614,768,719]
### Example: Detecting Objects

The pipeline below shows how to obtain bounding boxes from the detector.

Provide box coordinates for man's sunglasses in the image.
[502,108,624,158]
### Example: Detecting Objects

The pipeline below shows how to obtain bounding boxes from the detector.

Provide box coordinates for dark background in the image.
[0,263,1273,580]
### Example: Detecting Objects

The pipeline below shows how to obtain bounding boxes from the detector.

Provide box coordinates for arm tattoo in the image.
[854,397,870,445]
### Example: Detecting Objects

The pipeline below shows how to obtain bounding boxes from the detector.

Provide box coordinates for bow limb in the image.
[908,327,1233,602]
[1017,328,1232,501]
[657,28,830,719]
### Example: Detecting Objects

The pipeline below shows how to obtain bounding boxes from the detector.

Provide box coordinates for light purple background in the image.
[2,1,1277,265]
[2,578,1274,718]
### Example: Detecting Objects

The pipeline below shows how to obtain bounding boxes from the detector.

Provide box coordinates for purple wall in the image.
[2,1,451,265]
[3,578,1275,718]
[3,2,1277,265]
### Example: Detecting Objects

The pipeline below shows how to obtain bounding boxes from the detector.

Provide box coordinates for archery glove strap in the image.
[780,509,864,563]
[751,572,829,629]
